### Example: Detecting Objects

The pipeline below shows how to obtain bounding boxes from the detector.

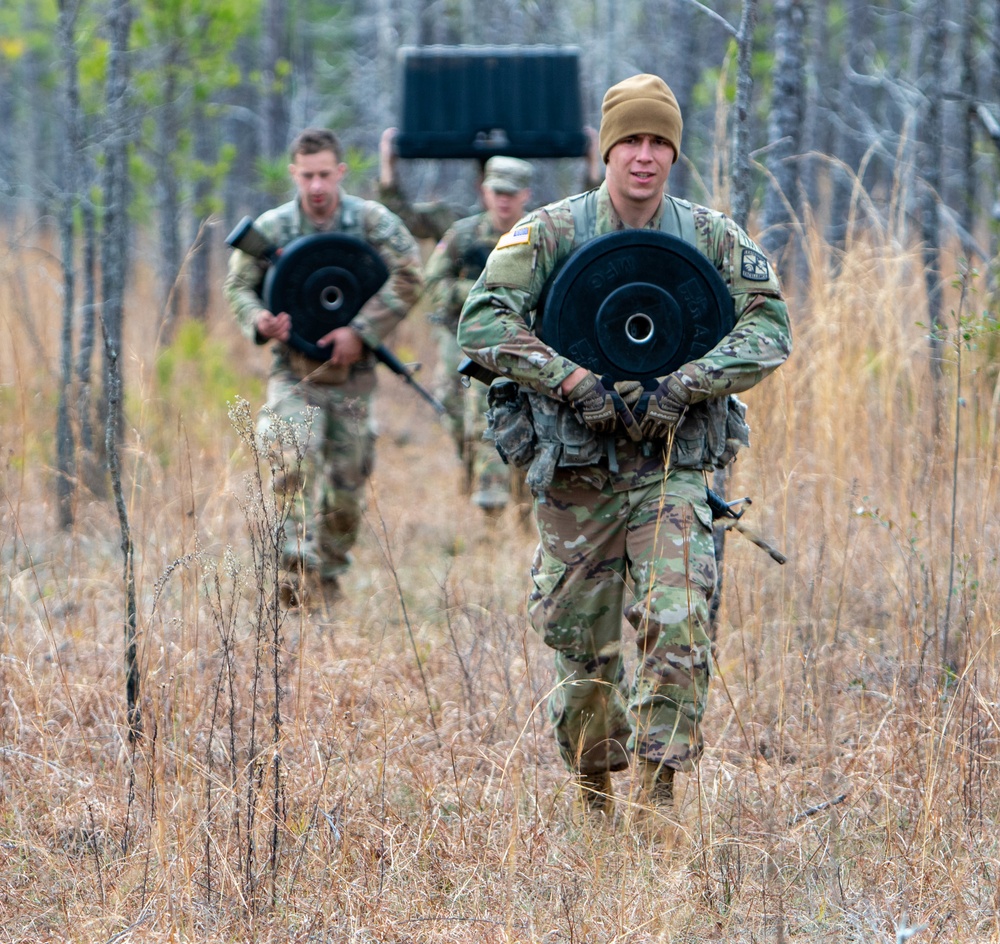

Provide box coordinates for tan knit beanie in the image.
[599,74,683,163]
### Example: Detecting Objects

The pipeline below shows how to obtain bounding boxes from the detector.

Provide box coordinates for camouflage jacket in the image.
[457,183,792,489]
[423,211,508,329]
[376,181,470,243]
[224,193,423,379]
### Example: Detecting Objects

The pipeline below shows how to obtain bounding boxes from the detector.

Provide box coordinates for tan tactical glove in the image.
[637,373,691,440]
[567,372,617,433]
[568,372,643,439]
[613,379,644,409]
[612,379,644,441]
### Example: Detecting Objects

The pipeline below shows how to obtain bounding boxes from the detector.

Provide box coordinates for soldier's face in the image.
[482,185,531,232]
[605,134,674,215]
[289,150,346,224]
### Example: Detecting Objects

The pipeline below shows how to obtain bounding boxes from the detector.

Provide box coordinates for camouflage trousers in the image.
[256,369,375,581]
[529,467,716,776]
[433,324,512,507]
[431,323,467,456]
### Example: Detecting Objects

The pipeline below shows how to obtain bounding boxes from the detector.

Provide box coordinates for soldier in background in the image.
[422,156,533,512]
[458,75,792,822]
[224,128,423,609]
[377,126,604,243]
[378,129,603,513]
[377,128,465,242]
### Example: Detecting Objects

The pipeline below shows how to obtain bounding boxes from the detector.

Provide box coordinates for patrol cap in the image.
[599,74,683,164]
[482,156,534,194]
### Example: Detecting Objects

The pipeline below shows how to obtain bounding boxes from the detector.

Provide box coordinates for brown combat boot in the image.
[639,760,675,808]
[278,570,309,609]
[629,760,677,841]
[575,770,615,820]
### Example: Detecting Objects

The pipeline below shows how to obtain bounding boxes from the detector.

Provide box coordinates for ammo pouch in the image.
[716,394,751,467]
[484,382,606,495]
[485,379,537,469]
[672,394,751,469]
[522,391,604,494]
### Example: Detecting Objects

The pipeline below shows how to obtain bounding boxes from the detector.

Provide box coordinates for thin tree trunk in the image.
[829,0,875,245]
[223,36,263,224]
[76,174,99,459]
[662,0,697,199]
[263,0,289,160]
[954,0,976,236]
[760,0,806,269]
[56,0,81,530]
[24,2,53,224]
[188,100,215,322]
[729,0,758,230]
[155,43,182,340]
[986,0,1000,279]
[0,53,17,224]
[917,4,946,401]
[101,0,141,739]
[800,4,828,246]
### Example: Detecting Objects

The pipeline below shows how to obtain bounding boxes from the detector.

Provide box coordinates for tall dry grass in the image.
[1,214,998,943]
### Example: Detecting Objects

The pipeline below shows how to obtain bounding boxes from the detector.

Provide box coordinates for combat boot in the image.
[278,570,309,609]
[629,760,678,841]
[639,759,675,809]
[575,770,615,820]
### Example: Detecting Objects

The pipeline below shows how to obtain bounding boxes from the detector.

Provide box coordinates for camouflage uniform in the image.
[376,181,466,243]
[458,182,791,775]
[424,211,515,506]
[224,194,423,581]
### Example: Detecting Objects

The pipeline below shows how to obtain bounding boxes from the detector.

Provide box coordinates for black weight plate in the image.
[263,233,389,360]
[537,230,734,384]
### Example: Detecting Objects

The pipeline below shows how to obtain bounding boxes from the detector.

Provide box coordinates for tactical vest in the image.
[504,192,748,490]
[432,214,498,326]
[568,189,697,249]
[337,193,365,237]
[520,194,704,479]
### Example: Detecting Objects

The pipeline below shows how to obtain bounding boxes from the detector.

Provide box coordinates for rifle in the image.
[706,488,787,565]
[226,216,446,415]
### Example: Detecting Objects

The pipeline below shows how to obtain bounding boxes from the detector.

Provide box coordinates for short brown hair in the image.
[289,128,342,163]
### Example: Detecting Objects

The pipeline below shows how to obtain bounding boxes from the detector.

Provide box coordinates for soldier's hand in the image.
[256,309,291,342]
[379,128,399,186]
[613,380,645,442]
[566,371,621,434]
[638,373,690,440]
[321,325,365,367]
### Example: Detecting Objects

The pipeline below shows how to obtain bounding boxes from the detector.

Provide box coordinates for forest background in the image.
[3,0,1000,942]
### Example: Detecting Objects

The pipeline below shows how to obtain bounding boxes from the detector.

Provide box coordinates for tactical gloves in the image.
[567,372,622,434]
[567,373,642,442]
[638,373,691,440]
[567,370,691,441]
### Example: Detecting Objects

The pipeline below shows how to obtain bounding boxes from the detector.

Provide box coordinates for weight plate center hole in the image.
[321,286,344,311]
[625,312,655,345]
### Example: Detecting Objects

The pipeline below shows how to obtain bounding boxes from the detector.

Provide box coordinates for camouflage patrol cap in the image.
[599,74,683,164]
[482,156,534,194]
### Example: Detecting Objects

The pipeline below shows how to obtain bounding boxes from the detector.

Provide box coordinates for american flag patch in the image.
[496,224,531,249]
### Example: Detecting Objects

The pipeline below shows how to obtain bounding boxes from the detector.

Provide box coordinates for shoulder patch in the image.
[496,224,532,250]
[740,248,770,281]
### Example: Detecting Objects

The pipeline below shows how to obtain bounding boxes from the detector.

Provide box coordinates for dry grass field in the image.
[1,214,999,944]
